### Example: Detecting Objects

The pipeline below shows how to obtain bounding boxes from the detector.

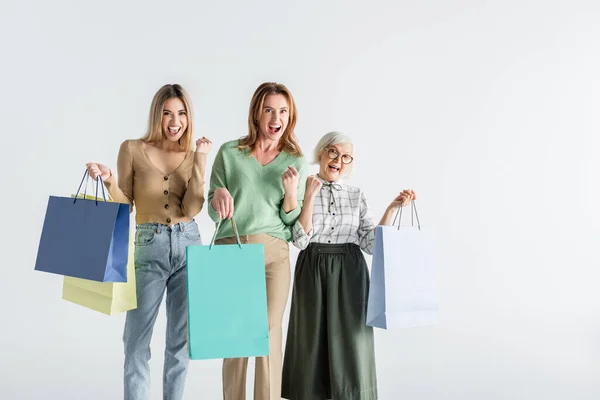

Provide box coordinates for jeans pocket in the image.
[182,225,201,242]
[135,229,157,247]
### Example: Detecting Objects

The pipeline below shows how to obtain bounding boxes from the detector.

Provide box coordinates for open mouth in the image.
[328,164,340,173]
[167,126,181,135]
[268,124,282,134]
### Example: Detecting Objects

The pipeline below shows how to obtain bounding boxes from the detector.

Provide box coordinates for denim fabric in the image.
[123,220,201,400]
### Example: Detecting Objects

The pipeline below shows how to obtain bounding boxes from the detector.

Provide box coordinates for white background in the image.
[1,0,599,399]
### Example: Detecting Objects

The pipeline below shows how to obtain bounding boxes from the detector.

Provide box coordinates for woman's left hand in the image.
[281,165,299,196]
[195,136,212,153]
[388,189,417,210]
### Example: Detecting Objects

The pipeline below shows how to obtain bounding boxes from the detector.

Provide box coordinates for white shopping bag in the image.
[366,202,438,329]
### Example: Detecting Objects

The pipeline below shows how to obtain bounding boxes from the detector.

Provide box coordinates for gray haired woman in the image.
[281,131,416,400]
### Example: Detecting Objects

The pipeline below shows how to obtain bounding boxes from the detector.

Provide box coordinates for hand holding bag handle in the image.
[73,170,107,205]
[209,217,242,250]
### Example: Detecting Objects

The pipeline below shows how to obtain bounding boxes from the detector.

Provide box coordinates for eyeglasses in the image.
[325,148,353,164]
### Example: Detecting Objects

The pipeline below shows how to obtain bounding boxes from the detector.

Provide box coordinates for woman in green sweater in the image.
[207,82,307,400]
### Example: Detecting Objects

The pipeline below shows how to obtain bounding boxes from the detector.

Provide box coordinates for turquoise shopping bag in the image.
[186,218,269,360]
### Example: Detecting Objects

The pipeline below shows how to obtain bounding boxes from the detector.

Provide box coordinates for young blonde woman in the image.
[282,131,416,400]
[207,82,307,400]
[86,84,212,400]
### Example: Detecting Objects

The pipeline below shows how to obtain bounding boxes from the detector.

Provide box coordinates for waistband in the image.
[136,219,196,232]
[307,242,360,254]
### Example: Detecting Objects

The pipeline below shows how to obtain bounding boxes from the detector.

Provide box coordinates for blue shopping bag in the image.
[366,202,438,329]
[34,171,130,282]
[186,218,269,360]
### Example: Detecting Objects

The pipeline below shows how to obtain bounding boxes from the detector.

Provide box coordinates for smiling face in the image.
[318,142,354,182]
[161,97,188,143]
[257,94,290,143]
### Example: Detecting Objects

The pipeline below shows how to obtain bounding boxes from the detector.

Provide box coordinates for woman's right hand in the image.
[86,162,111,181]
[305,175,323,200]
[212,187,234,219]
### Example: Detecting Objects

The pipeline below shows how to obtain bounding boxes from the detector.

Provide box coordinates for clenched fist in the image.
[304,175,323,200]
[195,137,212,153]
[281,165,299,196]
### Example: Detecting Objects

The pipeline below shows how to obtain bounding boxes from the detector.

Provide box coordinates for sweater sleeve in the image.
[104,140,134,211]
[181,152,207,218]
[207,144,227,223]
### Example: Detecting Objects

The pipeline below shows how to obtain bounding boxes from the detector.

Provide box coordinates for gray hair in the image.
[313,131,355,175]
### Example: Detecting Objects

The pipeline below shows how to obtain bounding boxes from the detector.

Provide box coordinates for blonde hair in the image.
[313,131,355,176]
[141,84,194,152]
[238,82,303,157]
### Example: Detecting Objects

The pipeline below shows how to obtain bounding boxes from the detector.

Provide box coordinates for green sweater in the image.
[207,139,308,241]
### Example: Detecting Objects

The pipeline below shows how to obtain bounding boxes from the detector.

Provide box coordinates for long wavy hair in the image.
[238,82,302,157]
[141,84,194,152]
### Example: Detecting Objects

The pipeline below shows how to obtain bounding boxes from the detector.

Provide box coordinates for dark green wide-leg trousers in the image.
[282,243,378,400]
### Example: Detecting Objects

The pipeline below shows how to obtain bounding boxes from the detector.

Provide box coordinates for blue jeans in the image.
[123,220,202,400]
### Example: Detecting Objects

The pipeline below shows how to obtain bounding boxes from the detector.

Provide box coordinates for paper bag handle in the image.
[392,200,421,231]
[73,170,107,205]
[209,217,242,250]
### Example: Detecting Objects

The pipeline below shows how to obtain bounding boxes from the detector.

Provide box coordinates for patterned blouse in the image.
[292,175,376,254]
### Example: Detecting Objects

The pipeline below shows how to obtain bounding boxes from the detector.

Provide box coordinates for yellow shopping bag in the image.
[62,193,137,315]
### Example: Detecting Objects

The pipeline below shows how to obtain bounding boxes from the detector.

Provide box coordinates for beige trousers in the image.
[216,234,291,400]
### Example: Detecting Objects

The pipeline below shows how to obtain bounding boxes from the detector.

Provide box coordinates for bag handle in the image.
[392,200,421,231]
[73,170,107,205]
[209,217,242,250]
